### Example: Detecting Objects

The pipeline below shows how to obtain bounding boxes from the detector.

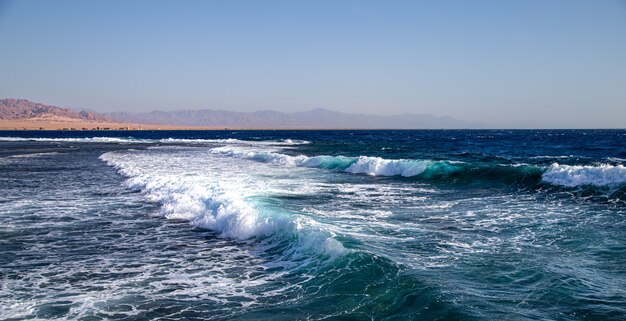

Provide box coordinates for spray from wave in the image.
[209,147,452,177]
[208,147,540,183]
[541,163,626,187]
[0,136,309,145]
[209,147,626,188]
[99,150,347,260]
[0,136,149,143]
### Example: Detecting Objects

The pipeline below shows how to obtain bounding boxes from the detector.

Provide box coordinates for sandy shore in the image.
[0,119,223,130]
[0,117,379,130]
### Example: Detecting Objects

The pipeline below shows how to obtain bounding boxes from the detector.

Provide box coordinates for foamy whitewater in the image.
[209,146,626,187]
[542,163,626,187]
[1,129,625,320]
[99,148,346,257]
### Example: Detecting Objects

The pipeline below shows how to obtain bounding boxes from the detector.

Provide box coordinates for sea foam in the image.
[345,156,431,177]
[209,146,445,177]
[542,163,626,187]
[99,149,347,257]
[0,136,309,145]
[0,136,149,143]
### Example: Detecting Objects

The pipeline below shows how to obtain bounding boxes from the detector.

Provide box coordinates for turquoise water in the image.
[1,130,625,320]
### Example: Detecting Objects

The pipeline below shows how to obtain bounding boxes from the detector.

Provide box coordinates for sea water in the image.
[1,130,625,320]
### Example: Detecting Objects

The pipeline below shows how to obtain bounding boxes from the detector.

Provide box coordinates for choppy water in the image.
[1,130,625,320]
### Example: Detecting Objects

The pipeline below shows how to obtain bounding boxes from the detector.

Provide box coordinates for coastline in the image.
[2,119,623,131]
[0,119,222,130]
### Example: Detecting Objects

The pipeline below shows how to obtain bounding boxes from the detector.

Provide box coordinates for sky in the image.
[0,0,625,128]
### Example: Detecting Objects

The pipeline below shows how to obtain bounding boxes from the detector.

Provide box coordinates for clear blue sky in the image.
[0,0,625,127]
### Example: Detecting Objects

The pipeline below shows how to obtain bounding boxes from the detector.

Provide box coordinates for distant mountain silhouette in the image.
[0,98,111,122]
[1,98,484,128]
[107,108,481,129]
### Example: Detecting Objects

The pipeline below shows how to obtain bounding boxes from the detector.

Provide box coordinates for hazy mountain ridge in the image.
[0,98,111,122]
[1,98,483,128]
[108,108,480,129]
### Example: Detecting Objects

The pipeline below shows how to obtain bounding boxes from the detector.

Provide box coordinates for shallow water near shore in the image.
[1,129,625,320]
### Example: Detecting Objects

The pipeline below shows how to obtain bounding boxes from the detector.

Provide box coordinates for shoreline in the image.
[0,119,222,131]
[1,120,623,131]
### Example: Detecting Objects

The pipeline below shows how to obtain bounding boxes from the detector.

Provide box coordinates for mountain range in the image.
[1,98,482,129]
[108,108,480,129]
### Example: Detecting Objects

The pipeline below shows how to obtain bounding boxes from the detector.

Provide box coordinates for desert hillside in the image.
[0,98,111,122]
[0,98,211,130]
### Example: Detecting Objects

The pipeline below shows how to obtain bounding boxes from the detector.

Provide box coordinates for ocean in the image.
[1,129,625,320]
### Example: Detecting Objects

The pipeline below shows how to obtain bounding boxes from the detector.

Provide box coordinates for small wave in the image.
[158,138,309,145]
[280,139,310,145]
[210,147,355,169]
[345,157,430,177]
[0,136,148,143]
[0,136,309,145]
[542,163,626,187]
[6,152,59,158]
[529,155,573,159]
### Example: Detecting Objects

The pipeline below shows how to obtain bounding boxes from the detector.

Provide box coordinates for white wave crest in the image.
[209,147,355,169]
[542,163,626,187]
[158,138,309,145]
[100,151,265,239]
[344,156,430,177]
[0,136,150,143]
[99,149,347,257]
[210,146,438,177]
[0,136,309,146]
[6,152,59,158]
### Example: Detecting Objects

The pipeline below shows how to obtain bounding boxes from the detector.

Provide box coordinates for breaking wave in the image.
[99,150,347,260]
[209,147,542,183]
[0,136,309,145]
[541,163,626,187]
[158,138,309,145]
[209,147,626,189]
[209,147,448,177]
[0,136,149,143]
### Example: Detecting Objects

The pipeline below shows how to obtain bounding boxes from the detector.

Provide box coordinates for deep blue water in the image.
[1,130,625,320]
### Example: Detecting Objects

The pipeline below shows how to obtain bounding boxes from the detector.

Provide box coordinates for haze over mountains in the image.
[107,108,480,129]
[1,98,483,129]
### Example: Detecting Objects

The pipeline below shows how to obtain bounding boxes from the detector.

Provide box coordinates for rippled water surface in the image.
[1,130,625,320]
